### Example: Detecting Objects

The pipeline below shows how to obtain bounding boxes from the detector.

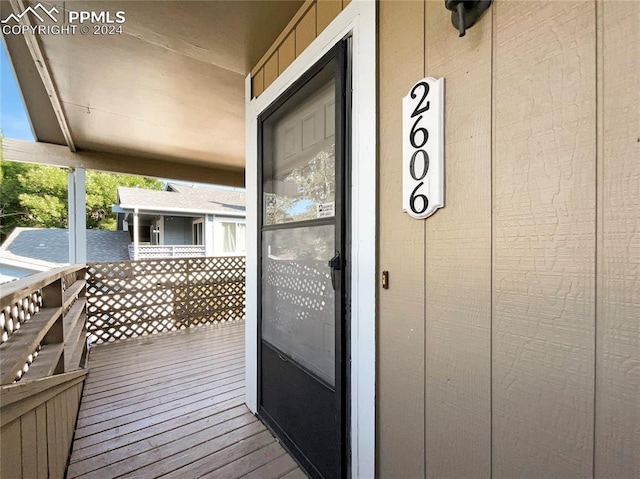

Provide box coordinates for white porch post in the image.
[205,214,214,257]
[67,167,87,264]
[133,208,139,261]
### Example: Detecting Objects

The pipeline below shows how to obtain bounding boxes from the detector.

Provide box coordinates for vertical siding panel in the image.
[316,0,341,33]
[278,32,296,75]
[65,387,77,463]
[21,410,38,478]
[54,395,63,479]
[493,2,596,477]
[59,392,69,476]
[252,69,264,99]
[36,404,48,478]
[595,1,640,477]
[47,399,58,479]
[1,419,23,479]
[73,385,81,432]
[263,53,279,91]
[378,1,426,477]
[423,2,492,478]
[295,4,316,57]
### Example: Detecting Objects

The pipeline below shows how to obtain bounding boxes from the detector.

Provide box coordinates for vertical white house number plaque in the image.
[402,77,444,219]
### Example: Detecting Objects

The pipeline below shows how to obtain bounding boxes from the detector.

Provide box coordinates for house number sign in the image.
[402,77,444,219]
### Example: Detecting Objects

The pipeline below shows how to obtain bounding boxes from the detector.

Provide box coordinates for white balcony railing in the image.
[128,244,206,260]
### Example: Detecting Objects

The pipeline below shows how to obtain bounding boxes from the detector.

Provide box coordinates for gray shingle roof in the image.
[0,228,132,264]
[117,183,245,215]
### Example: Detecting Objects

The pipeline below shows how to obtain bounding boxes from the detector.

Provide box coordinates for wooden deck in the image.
[67,321,307,479]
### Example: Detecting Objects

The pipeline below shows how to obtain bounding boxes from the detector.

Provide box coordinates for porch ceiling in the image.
[2,0,303,182]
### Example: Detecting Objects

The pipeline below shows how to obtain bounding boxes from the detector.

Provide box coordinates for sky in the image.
[1,45,34,141]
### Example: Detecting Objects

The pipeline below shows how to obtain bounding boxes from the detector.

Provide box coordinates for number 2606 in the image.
[408,81,430,215]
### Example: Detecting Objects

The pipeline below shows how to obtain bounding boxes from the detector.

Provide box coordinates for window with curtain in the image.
[221,222,246,254]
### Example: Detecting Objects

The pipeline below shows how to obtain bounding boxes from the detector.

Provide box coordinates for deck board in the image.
[78,365,245,417]
[68,321,307,478]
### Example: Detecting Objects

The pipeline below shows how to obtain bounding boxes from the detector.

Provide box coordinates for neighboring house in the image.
[114,183,246,260]
[0,228,131,283]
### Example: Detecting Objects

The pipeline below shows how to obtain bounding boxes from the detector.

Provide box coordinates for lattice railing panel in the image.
[1,291,43,344]
[0,292,43,382]
[87,256,246,343]
[1,265,87,384]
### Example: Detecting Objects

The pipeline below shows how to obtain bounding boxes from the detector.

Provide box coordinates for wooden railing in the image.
[86,256,246,343]
[0,256,246,477]
[1,265,89,479]
[1,265,88,384]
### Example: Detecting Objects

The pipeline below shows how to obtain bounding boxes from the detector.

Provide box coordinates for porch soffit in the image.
[2,0,303,181]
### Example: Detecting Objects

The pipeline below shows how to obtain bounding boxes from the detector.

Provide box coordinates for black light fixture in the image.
[444,0,493,37]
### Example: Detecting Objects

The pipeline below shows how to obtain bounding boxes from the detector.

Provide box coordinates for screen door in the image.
[258,41,350,479]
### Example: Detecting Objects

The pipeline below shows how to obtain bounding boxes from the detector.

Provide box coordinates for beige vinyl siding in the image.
[252,69,265,98]
[377,1,427,477]
[424,1,493,477]
[492,1,596,476]
[264,53,279,90]
[295,3,317,57]
[317,0,342,33]
[595,2,640,477]
[378,1,639,478]
[278,33,296,75]
[251,0,352,97]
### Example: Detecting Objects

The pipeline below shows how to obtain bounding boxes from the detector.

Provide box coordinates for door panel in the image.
[263,73,336,226]
[262,225,335,385]
[259,42,349,479]
[261,344,339,478]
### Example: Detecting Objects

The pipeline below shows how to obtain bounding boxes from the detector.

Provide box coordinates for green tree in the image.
[85,172,160,230]
[0,159,161,240]
[17,164,68,228]
[0,160,39,236]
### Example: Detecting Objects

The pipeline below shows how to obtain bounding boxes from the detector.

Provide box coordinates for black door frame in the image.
[256,38,352,479]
